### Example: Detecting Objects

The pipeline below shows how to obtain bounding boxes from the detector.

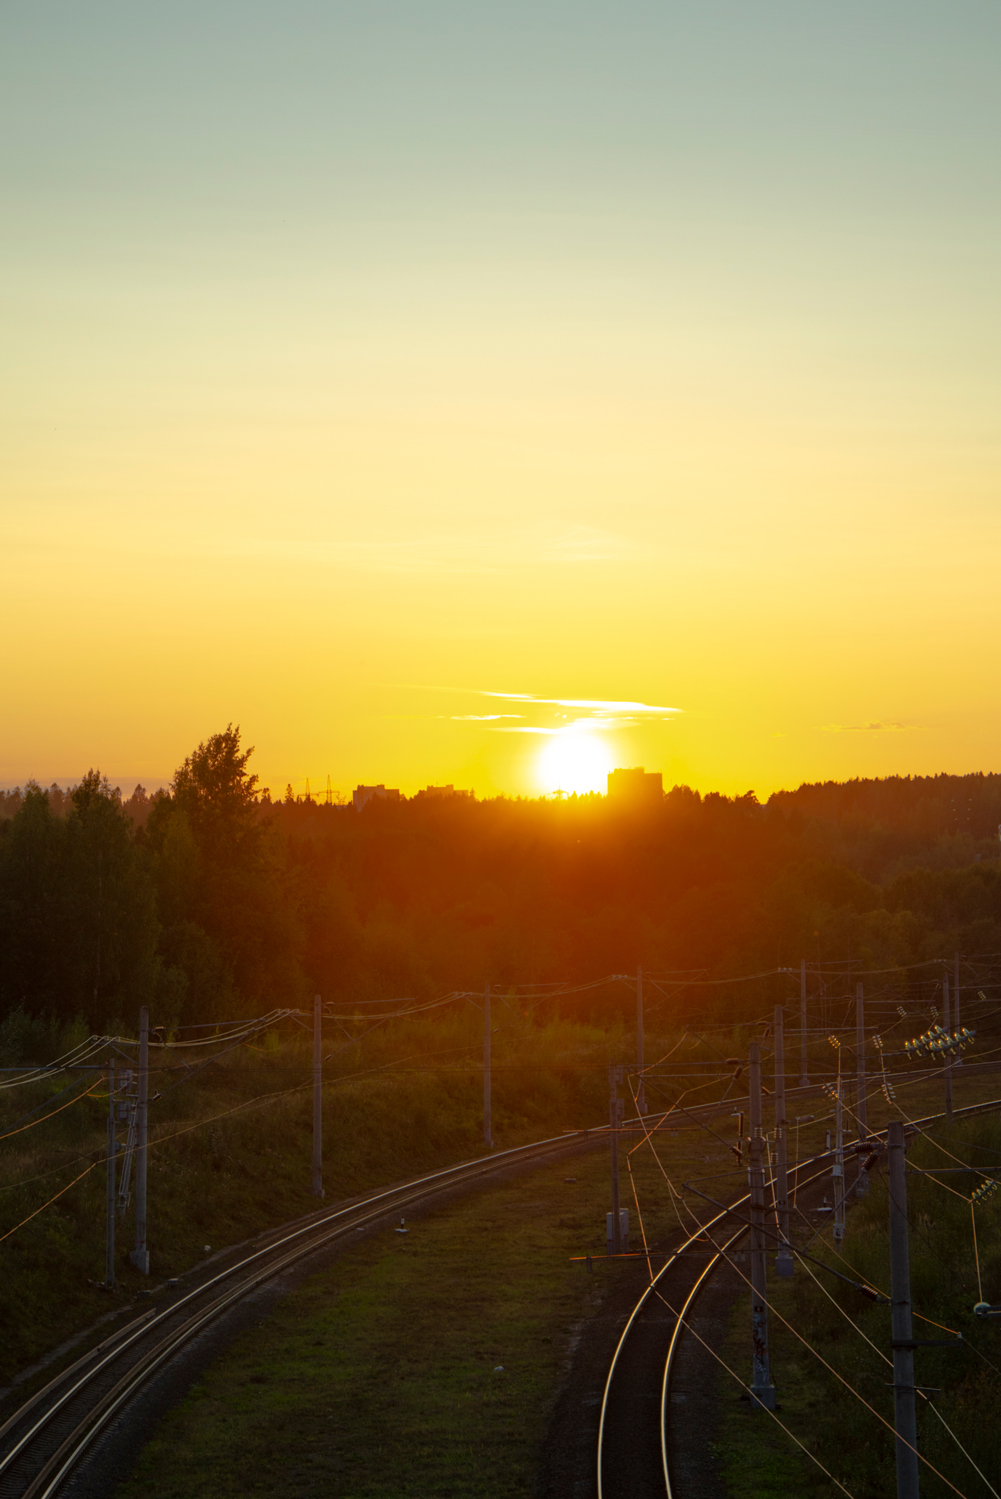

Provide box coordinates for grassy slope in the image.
[0,1011,668,1387]
[115,1128,718,1499]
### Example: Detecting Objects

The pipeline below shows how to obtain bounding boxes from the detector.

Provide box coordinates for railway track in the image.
[5,1081,1001,1499]
[597,1092,1001,1499]
[0,1128,608,1499]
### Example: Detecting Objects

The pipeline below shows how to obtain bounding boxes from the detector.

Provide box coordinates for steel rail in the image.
[0,1126,605,1499]
[660,1225,747,1499]
[8,1081,1001,1497]
[593,1145,839,1487]
[594,1181,770,1499]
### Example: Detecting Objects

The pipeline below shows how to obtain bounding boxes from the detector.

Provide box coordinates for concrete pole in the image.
[799,958,809,1087]
[833,1082,845,1246]
[609,1063,622,1255]
[855,983,870,1198]
[773,1007,793,1275]
[888,1120,920,1499]
[483,983,493,1148]
[954,952,962,1066]
[312,994,323,1196]
[105,1061,116,1289]
[749,1039,762,1140]
[942,973,953,1121]
[748,1134,776,1409]
[856,983,867,1141]
[130,1007,150,1273]
[636,966,646,1114]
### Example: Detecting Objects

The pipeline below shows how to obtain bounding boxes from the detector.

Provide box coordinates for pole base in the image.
[129,1247,150,1275]
[749,1383,776,1411]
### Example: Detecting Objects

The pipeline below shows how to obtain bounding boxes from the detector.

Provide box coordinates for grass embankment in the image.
[715,1074,1001,1499]
[0,1005,697,1388]
[97,1055,989,1497]
[116,1121,716,1499]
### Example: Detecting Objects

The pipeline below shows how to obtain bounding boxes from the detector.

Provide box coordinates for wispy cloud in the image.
[449,692,682,736]
[488,726,562,735]
[480,691,679,716]
[821,721,922,733]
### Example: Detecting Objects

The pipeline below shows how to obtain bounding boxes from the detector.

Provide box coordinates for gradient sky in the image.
[2,1,999,799]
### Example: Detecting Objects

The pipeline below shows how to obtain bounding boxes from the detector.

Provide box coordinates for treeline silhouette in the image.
[1,728,1000,1045]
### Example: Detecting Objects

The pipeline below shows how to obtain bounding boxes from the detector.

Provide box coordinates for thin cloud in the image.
[486,715,654,737]
[821,721,921,733]
[488,726,561,735]
[451,714,523,721]
[480,691,679,716]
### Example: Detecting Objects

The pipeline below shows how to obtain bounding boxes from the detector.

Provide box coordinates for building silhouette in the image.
[352,784,402,810]
[607,767,663,804]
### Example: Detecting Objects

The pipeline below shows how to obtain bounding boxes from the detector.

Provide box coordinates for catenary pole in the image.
[833,1076,845,1245]
[942,973,953,1121]
[609,1063,622,1255]
[954,951,962,1066]
[855,983,870,1197]
[636,966,646,1114]
[130,1007,150,1273]
[483,983,493,1148]
[312,994,323,1196]
[856,982,867,1139]
[748,1042,776,1407]
[888,1120,920,1499]
[799,958,809,1087]
[106,1061,116,1289]
[749,1038,762,1139]
[773,1007,792,1275]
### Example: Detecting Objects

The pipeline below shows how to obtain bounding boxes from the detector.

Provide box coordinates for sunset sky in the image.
[3,1,999,799]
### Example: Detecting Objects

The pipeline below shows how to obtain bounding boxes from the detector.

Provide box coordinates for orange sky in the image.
[2,3,999,800]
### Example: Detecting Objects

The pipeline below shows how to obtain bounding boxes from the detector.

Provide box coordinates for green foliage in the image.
[3,741,1001,1035]
[0,775,159,1031]
[0,1009,627,1382]
[145,728,302,1021]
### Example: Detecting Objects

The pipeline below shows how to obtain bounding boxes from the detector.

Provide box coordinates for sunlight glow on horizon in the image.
[536,731,616,798]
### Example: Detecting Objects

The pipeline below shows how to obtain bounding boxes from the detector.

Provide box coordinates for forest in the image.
[1,727,1000,1043]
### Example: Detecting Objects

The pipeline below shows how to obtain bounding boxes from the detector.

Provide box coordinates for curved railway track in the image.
[6,1086,1001,1499]
[0,1128,607,1499]
[597,1092,1001,1499]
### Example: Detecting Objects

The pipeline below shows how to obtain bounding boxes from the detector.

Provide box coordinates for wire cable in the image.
[0,1081,101,1142]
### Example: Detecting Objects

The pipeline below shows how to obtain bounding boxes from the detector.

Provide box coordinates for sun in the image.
[537,731,614,796]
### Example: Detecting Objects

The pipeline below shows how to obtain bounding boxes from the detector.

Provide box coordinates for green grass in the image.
[0,1009,659,1387]
[116,1137,708,1499]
